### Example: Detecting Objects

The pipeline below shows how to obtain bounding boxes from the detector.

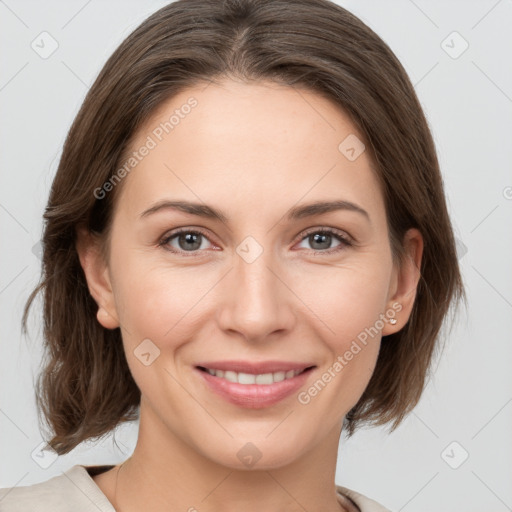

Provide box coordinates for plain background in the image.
[1,1,511,511]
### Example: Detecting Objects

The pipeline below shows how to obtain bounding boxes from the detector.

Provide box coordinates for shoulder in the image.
[336,484,393,512]
[0,465,116,512]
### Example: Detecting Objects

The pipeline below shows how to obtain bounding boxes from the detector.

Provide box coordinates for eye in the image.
[295,227,352,254]
[159,228,215,256]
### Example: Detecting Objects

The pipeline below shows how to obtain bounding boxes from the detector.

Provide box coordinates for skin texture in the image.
[76,79,423,512]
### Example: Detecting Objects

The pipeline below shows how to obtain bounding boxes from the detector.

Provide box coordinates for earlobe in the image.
[75,225,120,330]
[96,305,119,330]
[382,228,423,335]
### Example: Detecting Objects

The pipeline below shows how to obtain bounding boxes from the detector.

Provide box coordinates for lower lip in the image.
[195,367,314,408]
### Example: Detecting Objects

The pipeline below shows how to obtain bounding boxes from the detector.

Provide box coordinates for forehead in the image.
[115,79,385,223]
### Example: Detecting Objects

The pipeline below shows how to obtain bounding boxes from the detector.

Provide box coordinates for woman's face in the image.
[82,78,421,469]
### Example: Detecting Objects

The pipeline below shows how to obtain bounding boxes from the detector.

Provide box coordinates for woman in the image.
[0,0,465,511]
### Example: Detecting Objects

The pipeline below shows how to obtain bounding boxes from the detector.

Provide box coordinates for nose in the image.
[216,245,296,343]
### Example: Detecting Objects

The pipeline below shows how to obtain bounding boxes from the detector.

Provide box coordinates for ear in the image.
[75,225,119,330]
[382,228,423,335]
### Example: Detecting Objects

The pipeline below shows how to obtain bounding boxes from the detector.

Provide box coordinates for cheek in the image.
[289,259,391,405]
[112,254,219,349]
[111,262,214,405]
[289,257,392,344]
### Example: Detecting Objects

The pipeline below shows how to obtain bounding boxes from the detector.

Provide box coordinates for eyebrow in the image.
[139,199,370,224]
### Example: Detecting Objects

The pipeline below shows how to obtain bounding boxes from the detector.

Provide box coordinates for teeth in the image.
[204,368,304,385]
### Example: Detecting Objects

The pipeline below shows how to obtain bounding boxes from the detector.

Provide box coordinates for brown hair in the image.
[22,0,466,455]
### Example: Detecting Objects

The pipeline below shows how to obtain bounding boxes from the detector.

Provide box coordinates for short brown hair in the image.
[22,0,466,455]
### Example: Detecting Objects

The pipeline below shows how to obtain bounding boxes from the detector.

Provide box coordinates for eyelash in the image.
[158,226,353,258]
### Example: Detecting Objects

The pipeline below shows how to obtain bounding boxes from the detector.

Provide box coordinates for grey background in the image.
[1,1,511,511]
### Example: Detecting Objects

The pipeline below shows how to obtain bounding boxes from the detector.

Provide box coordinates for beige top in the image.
[0,464,391,512]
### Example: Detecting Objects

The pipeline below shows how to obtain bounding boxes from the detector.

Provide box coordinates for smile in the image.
[194,362,316,408]
[198,367,307,385]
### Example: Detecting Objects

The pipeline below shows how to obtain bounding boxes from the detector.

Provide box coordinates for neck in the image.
[113,400,347,512]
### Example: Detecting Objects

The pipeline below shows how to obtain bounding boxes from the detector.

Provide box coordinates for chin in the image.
[195,432,311,471]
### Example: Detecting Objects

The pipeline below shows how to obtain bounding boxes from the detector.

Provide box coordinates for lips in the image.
[195,360,316,408]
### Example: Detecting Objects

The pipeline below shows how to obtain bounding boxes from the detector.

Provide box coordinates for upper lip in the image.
[196,360,316,374]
